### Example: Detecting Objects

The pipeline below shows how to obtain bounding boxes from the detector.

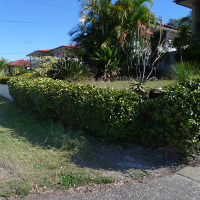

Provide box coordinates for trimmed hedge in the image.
[132,78,200,155]
[0,73,33,85]
[8,77,200,156]
[8,77,140,141]
[0,77,11,84]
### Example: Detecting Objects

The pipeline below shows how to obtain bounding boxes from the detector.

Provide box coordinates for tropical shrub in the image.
[90,47,120,79]
[47,57,92,81]
[170,62,199,82]
[15,66,33,75]
[33,56,59,77]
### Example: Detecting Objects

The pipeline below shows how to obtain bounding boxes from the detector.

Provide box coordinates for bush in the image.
[170,62,199,82]
[15,66,33,75]
[0,77,11,84]
[8,76,200,157]
[33,56,59,77]
[8,77,140,141]
[132,78,200,155]
[0,74,33,84]
[47,57,92,81]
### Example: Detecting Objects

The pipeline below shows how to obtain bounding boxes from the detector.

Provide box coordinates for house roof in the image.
[50,45,77,52]
[9,60,30,67]
[174,0,193,8]
[38,49,52,52]
[162,24,178,30]
[27,45,77,57]
[26,49,52,56]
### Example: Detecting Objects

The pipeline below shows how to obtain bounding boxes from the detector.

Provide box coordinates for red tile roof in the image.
[27,45,78,57]
[38,49,52,52]
[62,45,77,48]
[50,45,78,52]
[9,60,30,67]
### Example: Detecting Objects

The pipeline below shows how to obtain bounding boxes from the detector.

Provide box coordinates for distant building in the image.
[9,60,30,68]
[174,0,200,37]
[27,49,52,58]
[26,45,78,67]
[27,45,77,58]
[8,59,30,74]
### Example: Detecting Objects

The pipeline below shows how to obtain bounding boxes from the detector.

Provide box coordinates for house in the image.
[27,45,77,58]
[50,45,77,58]
[154,24,179,74]
[9,60,30,68]
[26,49,52,58]
[174,0,200,37]
[8,60,30,74]
[27,45,78,67]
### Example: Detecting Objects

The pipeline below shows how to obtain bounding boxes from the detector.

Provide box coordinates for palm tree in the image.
[0,57,9,76]
[70,0,153,78]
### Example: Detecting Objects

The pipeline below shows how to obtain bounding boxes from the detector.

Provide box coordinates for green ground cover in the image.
[0,96,115,198]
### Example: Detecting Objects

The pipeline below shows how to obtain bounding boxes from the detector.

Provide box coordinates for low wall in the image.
[0,84,13,100]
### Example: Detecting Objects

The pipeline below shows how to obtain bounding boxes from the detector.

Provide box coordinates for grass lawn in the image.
[0,96,115,198]
[89,79,176,90]
[0,78,177,198]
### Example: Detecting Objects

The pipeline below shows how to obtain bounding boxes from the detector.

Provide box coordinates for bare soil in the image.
[5,142,185,200]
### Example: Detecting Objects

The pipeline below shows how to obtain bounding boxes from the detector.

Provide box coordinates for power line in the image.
[0,19,68,25]
[0,53,25,55]
[25,0,79,11]
[0,19,37,24]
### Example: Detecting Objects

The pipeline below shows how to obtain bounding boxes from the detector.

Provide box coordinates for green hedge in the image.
[8,77,140,141]
[132,78,200,155]
[0,73,33,85]
[0,77,11,84]
[8,77,200,156]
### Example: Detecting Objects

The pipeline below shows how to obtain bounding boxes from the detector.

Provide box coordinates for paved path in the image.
[24,166,200,200]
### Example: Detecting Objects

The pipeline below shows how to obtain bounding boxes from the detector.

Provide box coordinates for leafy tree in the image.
[169,13,200,63]
[70,0,154,78]
[134,19,172,80]
[174,30,200,62]
[0,57,8,74]
[167,12,192,30]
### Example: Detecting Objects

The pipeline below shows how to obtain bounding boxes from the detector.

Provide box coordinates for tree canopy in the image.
[167,12,192,30]
[69,0,154,77]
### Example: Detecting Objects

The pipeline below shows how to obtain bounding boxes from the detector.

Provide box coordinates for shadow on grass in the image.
[0,96,181,172]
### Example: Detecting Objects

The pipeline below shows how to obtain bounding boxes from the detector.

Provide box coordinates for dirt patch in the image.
[0,163,14,182]
[70,143,182,179]
[7,143,184,200]
[0,167,10,181]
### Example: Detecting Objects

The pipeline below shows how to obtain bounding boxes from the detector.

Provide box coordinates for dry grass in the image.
[82,79,176,91]
[0,96,113,197]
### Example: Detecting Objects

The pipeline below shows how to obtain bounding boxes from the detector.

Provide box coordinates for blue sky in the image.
[0,0,190,61]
